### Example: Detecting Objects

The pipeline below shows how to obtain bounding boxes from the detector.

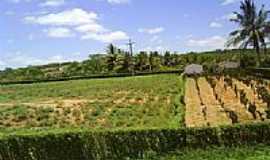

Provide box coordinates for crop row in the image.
[185,75,270,127]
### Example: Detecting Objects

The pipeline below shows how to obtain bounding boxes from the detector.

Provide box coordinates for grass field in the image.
[0,74,185,130]
[141,145,270,160]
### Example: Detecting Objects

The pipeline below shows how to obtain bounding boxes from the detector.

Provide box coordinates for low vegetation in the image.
[142,145,270,160]
[0,74,185,130]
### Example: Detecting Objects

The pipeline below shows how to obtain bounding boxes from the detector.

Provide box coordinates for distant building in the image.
[219,61,240,69]
[184,64,204,75]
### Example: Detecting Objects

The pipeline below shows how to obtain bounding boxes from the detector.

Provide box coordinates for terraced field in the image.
[0,74,185,130]
[184,76,270,127]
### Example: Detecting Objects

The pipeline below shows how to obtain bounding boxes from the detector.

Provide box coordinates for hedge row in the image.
[1,123,270,160]
[246,68,270,79]
[0,70,182,86]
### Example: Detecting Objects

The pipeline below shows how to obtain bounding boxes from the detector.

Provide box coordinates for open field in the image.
[0,74,185,130]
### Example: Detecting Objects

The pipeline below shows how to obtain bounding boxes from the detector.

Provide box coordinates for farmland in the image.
[1,72,270,159]
[0,74,185,130]
[184,75,270,127]
[3,72,270,130]
[3,0,270,159]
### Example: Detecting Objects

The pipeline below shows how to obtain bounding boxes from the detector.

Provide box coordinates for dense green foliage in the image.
[1,122,270,160]
[0,74,185,130]
[1,48,270,82]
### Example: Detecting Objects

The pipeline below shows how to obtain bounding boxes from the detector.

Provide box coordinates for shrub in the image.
[1,123,270,160]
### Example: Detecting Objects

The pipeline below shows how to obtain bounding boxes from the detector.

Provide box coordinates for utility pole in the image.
[127,39,135,57]
[126,39,135,75]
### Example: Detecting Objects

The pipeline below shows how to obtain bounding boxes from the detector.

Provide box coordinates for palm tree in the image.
[227,0,270,67]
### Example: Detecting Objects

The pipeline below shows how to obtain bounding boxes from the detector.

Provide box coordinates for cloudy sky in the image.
[1,0,270,69]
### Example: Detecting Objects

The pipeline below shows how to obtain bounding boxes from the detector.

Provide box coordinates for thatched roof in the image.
[184,64,203,75]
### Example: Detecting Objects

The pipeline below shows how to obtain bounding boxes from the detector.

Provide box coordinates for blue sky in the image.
[1,0,270,69]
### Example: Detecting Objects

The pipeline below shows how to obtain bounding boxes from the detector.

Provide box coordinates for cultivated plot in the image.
[184,76,270,127]
[0,74,185,130]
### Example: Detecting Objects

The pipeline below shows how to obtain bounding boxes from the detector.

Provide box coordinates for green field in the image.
[142,145,270,160]
[0,74,185,130]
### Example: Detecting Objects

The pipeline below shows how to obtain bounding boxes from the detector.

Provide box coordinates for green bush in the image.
[0,128,186,160]
[2,123,270,160]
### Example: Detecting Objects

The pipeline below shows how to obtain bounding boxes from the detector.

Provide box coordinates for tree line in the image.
[1,0,270,81]
[0,48,269,82]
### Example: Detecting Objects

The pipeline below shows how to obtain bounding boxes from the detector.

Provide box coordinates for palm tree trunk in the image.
[254,40,262,67]
[263,44,267,55]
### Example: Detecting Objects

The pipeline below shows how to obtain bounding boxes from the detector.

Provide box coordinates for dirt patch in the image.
[0,99,92,108]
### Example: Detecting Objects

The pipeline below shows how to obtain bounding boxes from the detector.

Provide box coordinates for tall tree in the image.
[164,51,171,66]
[227,0,270,66]
[135,51,149,71]
[106,44,117,71]
[149,51,161,71]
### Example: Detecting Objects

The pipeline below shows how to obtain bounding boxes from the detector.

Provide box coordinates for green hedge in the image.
[0,70,182,86]
[1,123,270,160]
[246,68,270,79]
[0,128,186,160]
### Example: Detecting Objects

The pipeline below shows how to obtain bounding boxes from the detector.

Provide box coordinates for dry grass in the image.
[197,77,231,127]
[184,76,270,128]
[184,78,207,127]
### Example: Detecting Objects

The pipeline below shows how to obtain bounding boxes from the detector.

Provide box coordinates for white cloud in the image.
[186,36,226,49]
[40,0,66,7]
[209,22,223,28]
[45,27,75,38]
[24,8,98,26]
[223,13,237,21]
[0,51,85,69]
[221,0,240,5]
[107,0,130,4]
[82,31,129,43]
[75,24,107,33]
[24,8,129,42]
[138,27,164,34]
[140,46,166,52]
[0,60,7,67]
